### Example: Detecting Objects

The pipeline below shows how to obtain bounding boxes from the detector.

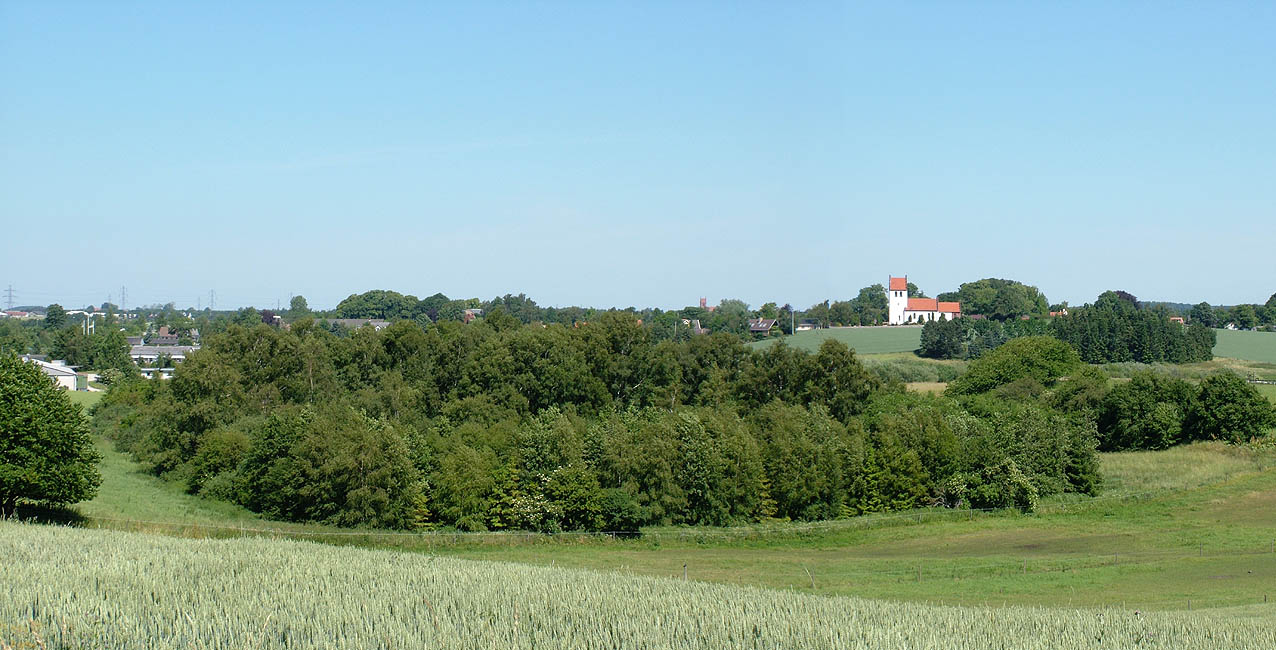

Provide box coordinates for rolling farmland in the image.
[750,325,1276,365]
[4,522,1275,650]
[1213,328,1276,364]
[749,326,923,354]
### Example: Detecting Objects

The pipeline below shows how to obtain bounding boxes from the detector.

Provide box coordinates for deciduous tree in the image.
[0,353,101,516]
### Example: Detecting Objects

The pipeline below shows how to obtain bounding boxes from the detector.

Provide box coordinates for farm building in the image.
[886,276,961,325]
[21,356,79,390]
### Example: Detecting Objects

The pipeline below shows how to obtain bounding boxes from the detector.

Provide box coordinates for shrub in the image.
[947,337,1081,395]
[1185,372,1276,443]
[1096,372,1196,451]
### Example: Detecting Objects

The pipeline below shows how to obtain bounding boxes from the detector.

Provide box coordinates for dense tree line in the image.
[93,316,1102,531]
[1093,371,1273,450]
[917,317,1052,360]
[941,336,1274,452]
[1052,292,1215,363]
[1189,295,1276,331]
[920,291,1216,364]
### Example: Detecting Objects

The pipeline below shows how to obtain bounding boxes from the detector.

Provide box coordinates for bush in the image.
[1097,372,1196,451]
[1185,372,1276,443]
[964,459,1039,513]
[947,337,1081,395]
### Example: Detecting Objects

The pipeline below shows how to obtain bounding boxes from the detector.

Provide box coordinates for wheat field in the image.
[3,522,1274,649]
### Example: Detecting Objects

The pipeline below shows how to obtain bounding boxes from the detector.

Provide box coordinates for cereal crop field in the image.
[4,522,1275,650]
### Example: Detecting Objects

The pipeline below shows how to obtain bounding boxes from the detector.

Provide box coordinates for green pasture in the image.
[1213,328,1276,364]
[750,326,923,354]
[750,325,1276,368]
[66,390,103,409]
[1254,383,1276,405]
[61,434,1276,617]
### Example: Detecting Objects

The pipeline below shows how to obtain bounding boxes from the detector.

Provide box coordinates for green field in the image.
[749,326,1276,367]
[4,522,1274,650]
[1213,328,1276,364]
[750,326,923,354]
[66,390,103,409]
[52,435,1276,617]
[1255,382,1276,405]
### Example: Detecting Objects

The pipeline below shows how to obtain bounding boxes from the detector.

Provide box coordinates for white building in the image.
[887,276,962,325]
[21,356,79,390]
[130,345,199,365]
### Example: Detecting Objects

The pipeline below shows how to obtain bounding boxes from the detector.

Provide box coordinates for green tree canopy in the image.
[288,295,311,319]
[44,304,67,329]
[946,336,1081,396]
[1185,372,1276,443]
[939,278,1049,320]
[0,353,102,516]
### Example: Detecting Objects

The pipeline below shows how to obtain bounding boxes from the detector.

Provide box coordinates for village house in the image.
[886,276,961,325]
[748,318,780,335]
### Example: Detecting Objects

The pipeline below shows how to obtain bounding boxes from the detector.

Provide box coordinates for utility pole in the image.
[4,284,13,310]
[209,289,216,311]
[120,286,127,311]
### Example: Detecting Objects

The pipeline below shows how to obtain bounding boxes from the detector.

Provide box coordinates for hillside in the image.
[750,325,1276,364]
[1213,328,1276,364]
[748,326,923,354]
[52,434,1276,615]
[4,521,1274,650]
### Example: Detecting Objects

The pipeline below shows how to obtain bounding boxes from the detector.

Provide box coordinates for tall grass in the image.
[3,522,1274,649]
[1099,441,1272,495]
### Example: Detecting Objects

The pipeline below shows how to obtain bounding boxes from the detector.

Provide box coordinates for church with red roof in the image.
[887,276,961,325]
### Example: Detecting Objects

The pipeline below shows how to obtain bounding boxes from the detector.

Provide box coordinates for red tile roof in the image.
[905,298,961,313]
[888,277,907,291]
[906,298,938,311]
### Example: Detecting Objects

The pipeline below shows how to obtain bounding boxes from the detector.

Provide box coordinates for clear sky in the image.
[3,2,1273,311]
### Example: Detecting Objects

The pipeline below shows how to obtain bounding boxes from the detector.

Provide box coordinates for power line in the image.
[4,285,13,310]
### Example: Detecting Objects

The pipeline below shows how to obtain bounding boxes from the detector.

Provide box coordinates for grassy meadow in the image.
[50,433,1276,617]
[749,325,1276,369]
[1213,328,1276,364]
[749,326,923,354]
[66,390,102,409]
[4,522,1275,650]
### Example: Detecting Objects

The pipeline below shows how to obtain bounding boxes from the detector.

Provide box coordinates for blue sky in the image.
[3,2,1273,311]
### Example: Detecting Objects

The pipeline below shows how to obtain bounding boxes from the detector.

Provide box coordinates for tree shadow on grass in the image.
[12,503,89,527]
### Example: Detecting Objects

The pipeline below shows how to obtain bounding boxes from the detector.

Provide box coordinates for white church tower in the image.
[887,276,909,325]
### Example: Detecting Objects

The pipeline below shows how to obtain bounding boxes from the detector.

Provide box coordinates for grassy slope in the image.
[1213,329,1276,364]
[73,433,1276,616]
[749,326,923,354]
[67,390,102,409]
[1255,382,1276,405]
[749,326,1276,367]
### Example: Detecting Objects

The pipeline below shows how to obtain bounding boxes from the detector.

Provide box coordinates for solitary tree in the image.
[44,304,67,329]
[0,353,102,516]
[289,295,311,319]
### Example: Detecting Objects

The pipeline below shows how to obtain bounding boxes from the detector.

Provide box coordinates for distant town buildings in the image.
[130,345,200,365]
